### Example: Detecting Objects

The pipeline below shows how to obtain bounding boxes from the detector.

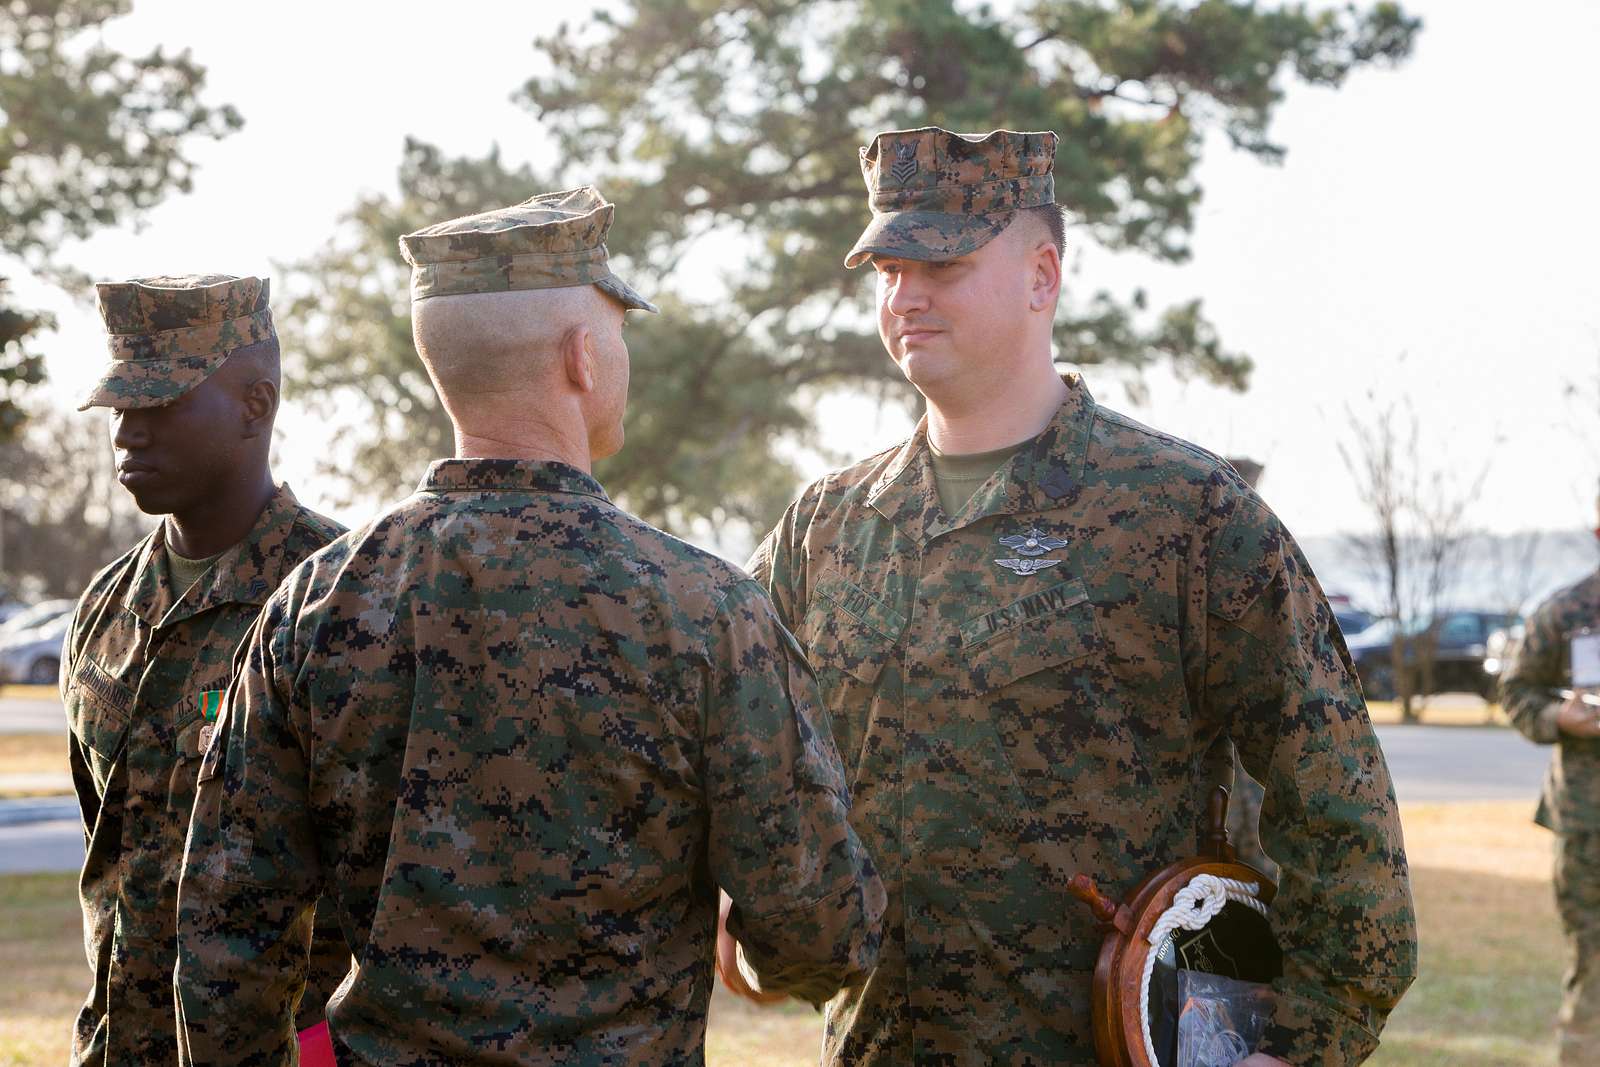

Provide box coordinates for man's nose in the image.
[885,273,929,317]
[111,408,150,451]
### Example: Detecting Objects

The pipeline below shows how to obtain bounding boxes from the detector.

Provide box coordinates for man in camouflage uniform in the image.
[726,126,1417,1065]
[175,187,886,1066]
[62,274,350,1065]
[1503,490,1600,1064]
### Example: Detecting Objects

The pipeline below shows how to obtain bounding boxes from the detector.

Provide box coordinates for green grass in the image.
[0,733,71,800]
[0,873,86,1067]
[0,803,1565,1065]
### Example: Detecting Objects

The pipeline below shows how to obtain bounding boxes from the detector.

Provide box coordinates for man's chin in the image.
[120,482,180,517]
[894,348,960,396]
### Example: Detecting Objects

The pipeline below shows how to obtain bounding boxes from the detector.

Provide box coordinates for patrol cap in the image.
[80,274,275,411]
[845,126,1058,269]
[398,186,658,312]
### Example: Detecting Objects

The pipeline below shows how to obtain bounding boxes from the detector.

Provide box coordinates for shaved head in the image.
[412,286,610,401]
[1010,204,1066,259]
[214,336,281,399]
[410,284,632,466]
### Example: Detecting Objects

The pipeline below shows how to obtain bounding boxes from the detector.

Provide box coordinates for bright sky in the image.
[13,0,1600,541]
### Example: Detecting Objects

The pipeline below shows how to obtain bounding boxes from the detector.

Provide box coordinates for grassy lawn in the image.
[0,733,70,800]
[0,733,68,777]
[1367,699,1505,727]
[0,686,56,701]
[0,873,86,1067]
[0,802,1563,1065]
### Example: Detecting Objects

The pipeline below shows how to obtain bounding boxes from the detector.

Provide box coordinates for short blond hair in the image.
[411,285,606,400]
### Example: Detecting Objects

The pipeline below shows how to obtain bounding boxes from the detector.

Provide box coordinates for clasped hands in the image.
[716,892,1292,1066]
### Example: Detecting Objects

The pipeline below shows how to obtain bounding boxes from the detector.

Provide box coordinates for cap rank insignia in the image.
[890,142,919,184]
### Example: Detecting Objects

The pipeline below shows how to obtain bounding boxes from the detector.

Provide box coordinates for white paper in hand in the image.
[1572,629,1600,689]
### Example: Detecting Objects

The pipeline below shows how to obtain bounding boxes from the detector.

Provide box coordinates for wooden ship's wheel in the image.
[1066,789,1281,1067]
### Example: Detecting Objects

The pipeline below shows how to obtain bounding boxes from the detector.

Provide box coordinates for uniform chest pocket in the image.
[958,579,1147,802]
[802,572,904,685]
[959,578,1100,690]
[67,659,134,788]
[798,571,905,784]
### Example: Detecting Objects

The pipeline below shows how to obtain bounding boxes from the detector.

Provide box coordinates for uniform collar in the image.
[867,373,1096,545]
[122,483,313,629]
[418,458,610,502]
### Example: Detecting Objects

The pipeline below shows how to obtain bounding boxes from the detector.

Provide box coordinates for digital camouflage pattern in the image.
[61,484,350,1067]
[1502,567,1600,1064]
[748,375,1418,1066]
[1502,569,1600,831]
[175,458,885,1067]
[79,274,276,411]
[1553,829,1600,1065]
[844,126,1057,268]
[399,185,658,310]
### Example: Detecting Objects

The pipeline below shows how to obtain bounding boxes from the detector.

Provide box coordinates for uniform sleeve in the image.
[704,579,886,1006]
[59,600,101,841]
[745,495,809,631]
[1502,602,1566,745]
[175,590,321,1067]
[1204,502,1418,1065]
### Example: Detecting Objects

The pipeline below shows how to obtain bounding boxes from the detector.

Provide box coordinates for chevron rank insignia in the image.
[890,142,919,184]
[997,528,1068,558]
[994,558,1063,576]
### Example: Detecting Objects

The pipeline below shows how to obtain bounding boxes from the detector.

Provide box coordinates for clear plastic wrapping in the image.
[1174,970,1273,1067]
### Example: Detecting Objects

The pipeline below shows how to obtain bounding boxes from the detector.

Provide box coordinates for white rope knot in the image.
[1138,874,1268,1066]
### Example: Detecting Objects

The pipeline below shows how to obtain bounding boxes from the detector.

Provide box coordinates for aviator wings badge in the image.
[997,528,1068,558]
[994,558,1062,576]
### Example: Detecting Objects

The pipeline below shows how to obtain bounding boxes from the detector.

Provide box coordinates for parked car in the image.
[0,598,76,643]
[1346,610,1519,701]
[1481,622,1525,688]
[1333,607,1375,637]
[1325,593,1374,637]
[0,610,71,685]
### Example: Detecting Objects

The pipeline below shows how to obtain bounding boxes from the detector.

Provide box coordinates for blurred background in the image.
[1,1,1596,1063]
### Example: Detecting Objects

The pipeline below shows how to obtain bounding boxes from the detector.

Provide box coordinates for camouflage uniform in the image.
[175,190,884,1067]
[64,275,350,1066]
[744,127,1418,1066]
[1503,568,1600,1064]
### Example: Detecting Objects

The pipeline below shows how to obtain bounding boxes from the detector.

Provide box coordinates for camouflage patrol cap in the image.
[398,185,658,312]
[845,126,1058,268]
[79,274,275,411]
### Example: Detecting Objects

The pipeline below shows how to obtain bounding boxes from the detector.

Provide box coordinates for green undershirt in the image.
[928,437,1031,518]
[164,540,222,596]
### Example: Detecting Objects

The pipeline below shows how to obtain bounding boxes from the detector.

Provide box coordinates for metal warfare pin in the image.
[890,142,919,184]
[994,557,1062,576]
[998,528,1067,557]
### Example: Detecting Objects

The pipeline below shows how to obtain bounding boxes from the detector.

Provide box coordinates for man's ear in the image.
[562,324,597,393]
[1028,241,1062,313]
[241,378,279,439]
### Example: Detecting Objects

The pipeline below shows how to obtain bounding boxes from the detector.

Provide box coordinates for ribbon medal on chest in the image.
[197,689,224,752]
[994,527,1067,576]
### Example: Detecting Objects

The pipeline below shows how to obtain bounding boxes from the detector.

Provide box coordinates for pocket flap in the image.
[812,571,906,641]
[803,571,904,686]
[960,578,1100,693]
[69,658,133,760]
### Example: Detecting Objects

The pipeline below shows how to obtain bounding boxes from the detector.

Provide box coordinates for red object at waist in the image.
[298,1022,337,1067]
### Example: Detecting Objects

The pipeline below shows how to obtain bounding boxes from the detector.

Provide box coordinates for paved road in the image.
[1376,723,1549,805]
[1,694,63,734]
[0,818,82,874]
[0,719,1556,876]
